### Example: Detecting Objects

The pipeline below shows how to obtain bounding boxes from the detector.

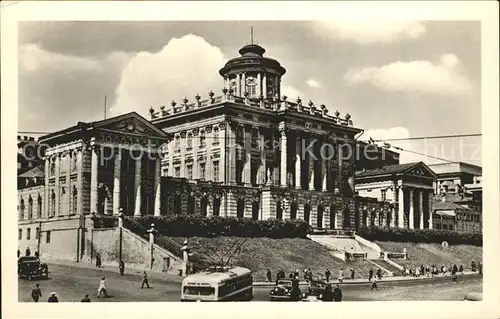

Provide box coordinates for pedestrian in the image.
[478,262,482,275]
[34,251,39,259]
[119,260,125,276]
[333,284,342,302]
[459,264,464,274]
[96,253,102,268]
[47,292,59,302]
[25,247,31,257]
[31,283,42,302]
[266,269,272,282]
[17,249,20,259]
[370,276,378,291]
[97,277,108,299]
[471,261,477,272]
[350,268,355,280]
[325,268,331,283]
[338,268,344,283]
[81,294,91,302]
[368,268,373,282]
[376,268,382,280]
[141,271,150,289]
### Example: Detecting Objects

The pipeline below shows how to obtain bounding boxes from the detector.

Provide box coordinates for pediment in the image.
[405,162,437,179]
[94,112,168,139]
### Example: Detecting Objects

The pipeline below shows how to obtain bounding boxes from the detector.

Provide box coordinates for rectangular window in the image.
[174,136,181,153]
[213,127,220,145]
[200,163,206,180]
[187,164,193,180]
[381,189,386,201]
[187,133,193,150]
[18,229,22,240]
[46,231,51,243]
[200,131,206,148]
[213,161,219,182]
[174,166,181,178]
[27,228,31,240]
[36,227,40,239]
[162,166,169,177]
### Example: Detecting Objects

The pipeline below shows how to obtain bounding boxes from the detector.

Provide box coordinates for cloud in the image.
[344,54,473,96]
[363,126,423,164]
[306,78,321,88]
[315,21,426,44]
[281,84,304,100]
[20,44,101,72]
[112,34,226,116]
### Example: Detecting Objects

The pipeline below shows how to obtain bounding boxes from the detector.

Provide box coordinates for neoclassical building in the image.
[355,162,437,229]
[150,43,362,229]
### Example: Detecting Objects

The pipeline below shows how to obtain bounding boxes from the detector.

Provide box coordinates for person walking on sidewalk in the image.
[333,284,342,302]
[119,260,125,276]
[31,283,42,302]
[368,268,374,282]
[141,271,150,289]
[325,269,331,283]
[338,268,344,283]
[376,268,382,280]
[266,269,272,282]
[97,277,108,298]
[350,268,355,280]
[17,249,20,259]
[96,253,102,268]
[370,276,378,291]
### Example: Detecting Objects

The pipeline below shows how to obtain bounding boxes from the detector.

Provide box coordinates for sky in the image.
[18,21,482,166]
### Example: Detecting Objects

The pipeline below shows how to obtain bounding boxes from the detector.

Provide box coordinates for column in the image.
[244,151,251,185]
[258,129,266,185]
[206,126,213,181]
[308,139,315,190]
[66,152,71,214]
[154,155,162,216]
[241,73,246,96]
[321,156,327,191]
[134,156,142,216]
[324,206,330,229]
[228,125,236,183]
[219,123,227,183]
[236,74,241,96]
[180,132,186,178]
[44,156,50,218]
[193,134,199,180]
[280,126,287,187]
[419,190,424,229]
[398,186,405,228]
[55,153,61,215]
[295,135,302,189]
[409,189,414,229]
[262,74,267,98]
[310,204,318,228]
[112,148,121,215]
[428,191,434,229]
[76,149,83,215]
[256,73,261,97]
[337,143,343,192]
[90,146,99,214]
[390,183,397,227]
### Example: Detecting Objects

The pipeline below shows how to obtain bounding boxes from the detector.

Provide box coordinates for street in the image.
[18,263,482,302]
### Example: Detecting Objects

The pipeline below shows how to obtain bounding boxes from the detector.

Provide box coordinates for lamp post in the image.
[180,240,190,276]
[118,208,124,264]
[147,223,156,269]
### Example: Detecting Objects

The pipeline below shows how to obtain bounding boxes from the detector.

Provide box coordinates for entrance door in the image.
[330,205,336,229]
[317,205,324,229]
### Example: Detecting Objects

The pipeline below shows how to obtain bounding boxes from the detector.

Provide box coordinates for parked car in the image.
[269,279,302,301]
[303,279,328,298]
[18,256,49,280]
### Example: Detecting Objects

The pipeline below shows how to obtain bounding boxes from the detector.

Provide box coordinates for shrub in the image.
[357,226,482,246]
[123,215,310,239]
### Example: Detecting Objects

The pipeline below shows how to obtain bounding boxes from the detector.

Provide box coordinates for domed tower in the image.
[219,43,286,100]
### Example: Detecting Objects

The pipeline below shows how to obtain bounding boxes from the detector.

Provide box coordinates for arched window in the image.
[19,198,25,220]
[187,195,195,214]
[174,196,182,214]
[235,126,244,146]
[236,199,245,218]
[245,77,257,98]
[28,196,33,219]
[317,205,324,229]
[252,201,259,220]
[37,195,42,218]
[167,197,174,215]
[72,186,78,215]
[290,202,298,220]
[276,202,283,220]
[71,152,78,172]
[213,197,221,216]
[303,204,311,224]
[200,196,208,216]
[343,206,351,228]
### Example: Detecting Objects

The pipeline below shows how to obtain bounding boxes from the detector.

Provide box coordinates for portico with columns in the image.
[355,162,437,229]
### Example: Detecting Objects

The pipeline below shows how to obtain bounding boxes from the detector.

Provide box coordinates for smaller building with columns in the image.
[355,162,437,229]
[17,112,169,261]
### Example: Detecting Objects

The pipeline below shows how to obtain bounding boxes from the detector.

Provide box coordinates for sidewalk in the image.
[252,271,480,287]
[48,259,185,284]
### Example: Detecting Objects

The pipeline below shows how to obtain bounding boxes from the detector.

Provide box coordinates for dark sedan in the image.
[269,279,302,301]
[18,256,49,280]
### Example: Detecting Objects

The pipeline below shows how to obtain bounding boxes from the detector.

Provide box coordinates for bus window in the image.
[183,286,215,296]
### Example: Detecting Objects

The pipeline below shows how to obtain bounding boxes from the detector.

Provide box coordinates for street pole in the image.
[37,221,42,257]
[118,209,123,264]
